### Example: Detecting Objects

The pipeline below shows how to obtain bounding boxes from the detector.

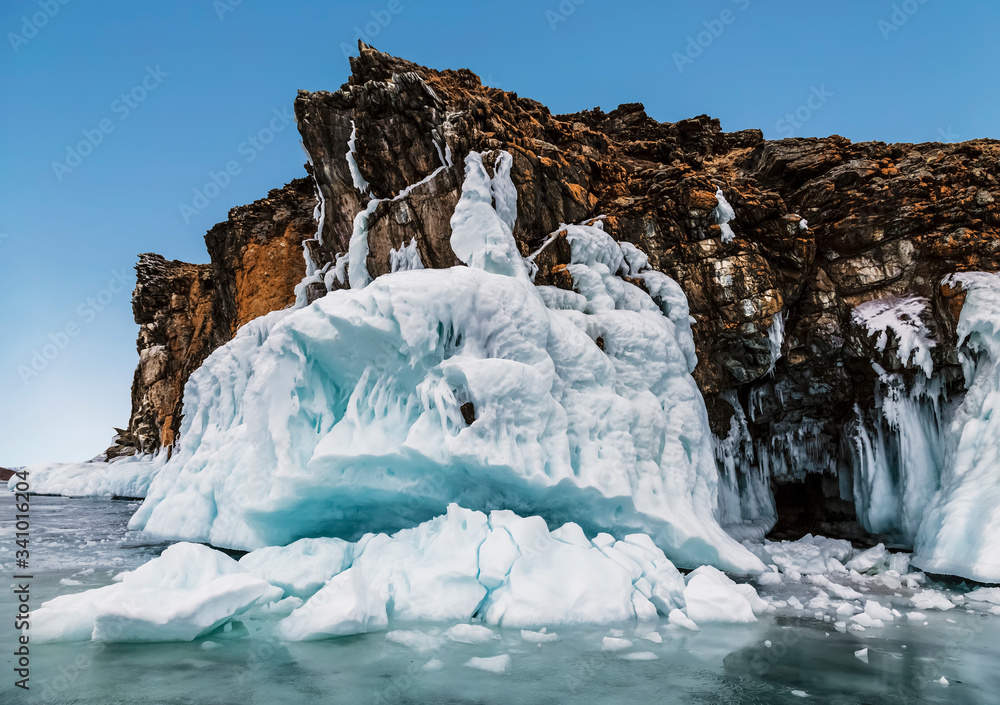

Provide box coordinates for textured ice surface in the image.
[32,543,279,643]
[7,491,1000,705]
[238,537,353,599]
[912,273,1000,582]
[12,456,160,498]
[129,149,763,575]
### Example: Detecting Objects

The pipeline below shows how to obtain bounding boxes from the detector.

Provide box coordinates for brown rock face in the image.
[112,180,318,456]
[124,254,219,453]
[205,177,318,337]
[112,45,999,540]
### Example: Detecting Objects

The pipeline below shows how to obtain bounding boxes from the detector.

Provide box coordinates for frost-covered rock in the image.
[32,543,280,643]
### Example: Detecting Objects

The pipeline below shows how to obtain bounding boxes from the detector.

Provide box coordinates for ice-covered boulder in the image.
[32,543,280,643]
[128,150,764,575]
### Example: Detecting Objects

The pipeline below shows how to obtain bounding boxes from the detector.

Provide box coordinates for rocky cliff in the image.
[111,44,999,542]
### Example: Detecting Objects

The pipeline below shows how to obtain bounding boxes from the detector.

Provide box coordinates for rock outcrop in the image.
[110,44,999,542]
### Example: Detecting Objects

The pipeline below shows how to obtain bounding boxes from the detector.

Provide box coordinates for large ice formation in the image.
[912,273,1000,582]
[127,149,764,575]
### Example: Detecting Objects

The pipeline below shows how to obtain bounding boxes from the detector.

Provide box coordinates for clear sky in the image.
[1,0,997,467]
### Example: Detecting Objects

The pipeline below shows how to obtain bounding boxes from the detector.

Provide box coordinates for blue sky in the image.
[1,0,997,466]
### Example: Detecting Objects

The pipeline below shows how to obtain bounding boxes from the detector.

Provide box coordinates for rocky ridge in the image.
[110,44,999,541]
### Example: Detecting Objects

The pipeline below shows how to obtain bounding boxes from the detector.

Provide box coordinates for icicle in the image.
[713,188,737,243]
[389,238,425,273]
[346,120,370,194]
[766,311,786,375]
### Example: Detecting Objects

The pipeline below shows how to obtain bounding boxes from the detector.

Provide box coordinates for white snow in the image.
[12,456,160,498]
[682,565,761,624]
[386,630,443,653]
[389,237,424,272]
[910,590,955,612]
[602,636,632,651]
[345,120,371,194]
[238,537,353,599]
[520,628,560,643]
[852,296,936,377]
[445,623,497,644]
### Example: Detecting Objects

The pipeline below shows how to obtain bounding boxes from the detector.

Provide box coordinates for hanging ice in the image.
[449,152,526,278]
[912,273,1000,582]
[345,120,371,194]
[766,311,785,374]
[128,149,765,575]
[389,238,425,272]
[713,189,737,243]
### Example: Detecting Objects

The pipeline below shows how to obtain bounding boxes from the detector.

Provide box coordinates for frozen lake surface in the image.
[3,488,999,704]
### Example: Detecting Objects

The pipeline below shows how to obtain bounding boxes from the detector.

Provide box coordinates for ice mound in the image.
[128,149,764,575]
[682,565,764,624]
[39,505,718,643]
[32,543,280,643]
[277,504,688,638]
[238,537,354,599]
[762,535,854,577]
[10,455,160,498]
[912,273,1000,582]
